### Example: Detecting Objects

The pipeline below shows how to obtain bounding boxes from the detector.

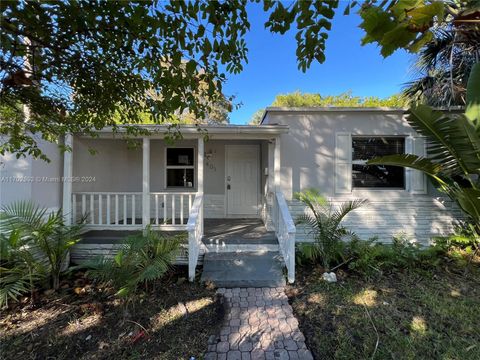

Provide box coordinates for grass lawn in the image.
[287,263,480,360]
[0,268,223,360]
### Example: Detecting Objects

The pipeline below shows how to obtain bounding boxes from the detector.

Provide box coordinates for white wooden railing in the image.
[187,192,204,282]
[150,192,195,227]
[273,191,296,283]
[72,191,196,229]
[72,192,143,227]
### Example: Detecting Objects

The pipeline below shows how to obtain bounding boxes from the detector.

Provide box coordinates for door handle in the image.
[227,184,231,190]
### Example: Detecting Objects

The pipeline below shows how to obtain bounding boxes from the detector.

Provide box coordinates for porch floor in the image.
[203,218,277,245]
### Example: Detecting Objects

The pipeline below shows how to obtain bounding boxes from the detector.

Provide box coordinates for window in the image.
[166,148,195,188]
[352,137,405,189]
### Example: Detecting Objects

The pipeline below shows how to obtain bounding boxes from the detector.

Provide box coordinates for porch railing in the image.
[273,191,296,283]
[72,191,196,229]
[72,192,142,227]
[187,192,204,282]
[150,192,195,227]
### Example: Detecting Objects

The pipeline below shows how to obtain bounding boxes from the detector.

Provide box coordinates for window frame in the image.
[164,147,196,189]
[351,135,406,190]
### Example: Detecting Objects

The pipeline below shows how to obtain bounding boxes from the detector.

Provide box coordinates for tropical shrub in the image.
[368,62,480,234]
[0,229,46,307]
[0,201,83,305]
[294,189,367,271]
[345,235,443,277]
[85,227,182,301]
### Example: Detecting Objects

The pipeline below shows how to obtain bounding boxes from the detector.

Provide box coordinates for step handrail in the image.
[274,191,296,283]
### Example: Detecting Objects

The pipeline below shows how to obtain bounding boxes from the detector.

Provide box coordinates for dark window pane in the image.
[353,164,405,188]
[352,137,404,160]
[352,137,405,188]
[167,169,194,188]
[167,148,194,166]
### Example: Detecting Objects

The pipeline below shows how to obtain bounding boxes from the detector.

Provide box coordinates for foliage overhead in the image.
[271,91,408,108]
[0,0,339,160]
[403,25,480,107]
[356,0,480,57]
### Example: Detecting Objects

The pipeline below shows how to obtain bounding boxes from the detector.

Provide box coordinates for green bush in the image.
[0,201,83,306]
[294,188,367,271]
[85,227,182,301]
[345,234,443,276]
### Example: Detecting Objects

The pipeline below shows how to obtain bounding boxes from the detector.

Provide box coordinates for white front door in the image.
[226,145,259,216]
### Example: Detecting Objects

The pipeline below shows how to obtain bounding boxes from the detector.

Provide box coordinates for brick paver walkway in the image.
[205,287,313,360]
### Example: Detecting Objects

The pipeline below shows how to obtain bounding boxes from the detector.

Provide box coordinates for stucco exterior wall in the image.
[0,138,63,211]
[263,110,463,244]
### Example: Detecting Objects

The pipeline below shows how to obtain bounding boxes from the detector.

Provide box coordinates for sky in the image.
[223,3,415,125]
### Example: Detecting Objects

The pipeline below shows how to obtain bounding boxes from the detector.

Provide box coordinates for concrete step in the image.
[204,243,279,253]
[201,251,286,288]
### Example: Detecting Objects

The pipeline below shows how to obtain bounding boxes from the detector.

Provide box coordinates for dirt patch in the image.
[0,268,223,360]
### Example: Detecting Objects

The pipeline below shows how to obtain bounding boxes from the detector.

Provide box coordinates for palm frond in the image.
[368,154,444,177]
[407,105,480,177]
[332,199,369,226]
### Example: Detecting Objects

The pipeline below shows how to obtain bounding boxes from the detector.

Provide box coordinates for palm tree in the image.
[403,26,479,107]
[294,189,367,271]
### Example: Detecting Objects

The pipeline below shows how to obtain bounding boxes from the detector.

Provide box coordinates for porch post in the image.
[62,134,73,224]
[273,136,281,229]
[197,137,204,194]
[142,137,150,230]
[274,136,281,192]
[197,136,204,236]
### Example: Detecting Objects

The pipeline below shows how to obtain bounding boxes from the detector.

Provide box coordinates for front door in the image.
[226,145,259,216]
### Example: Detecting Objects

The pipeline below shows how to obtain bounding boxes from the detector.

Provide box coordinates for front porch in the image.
[63,125,296,283]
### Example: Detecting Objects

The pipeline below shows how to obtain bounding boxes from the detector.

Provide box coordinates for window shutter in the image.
[335,133,352,194]
[407,136,427,194]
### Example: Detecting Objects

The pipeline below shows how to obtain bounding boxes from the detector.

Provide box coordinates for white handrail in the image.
[274,191,296,283]
[187,192,204,282]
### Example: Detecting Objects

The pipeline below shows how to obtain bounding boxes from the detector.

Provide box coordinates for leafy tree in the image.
[249,109,265,125]
[271,91,407,108]
[1,0,338,159]
[356,0,476,57]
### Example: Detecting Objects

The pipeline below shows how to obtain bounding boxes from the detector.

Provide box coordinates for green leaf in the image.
[466,62,480,124]
[455,188,480,224]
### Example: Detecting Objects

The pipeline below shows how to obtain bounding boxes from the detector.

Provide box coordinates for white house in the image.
[0,108,463,283]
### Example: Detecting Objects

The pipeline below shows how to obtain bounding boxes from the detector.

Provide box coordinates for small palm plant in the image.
[0,229,46,307]
[0,201,83,293]
[294,189,367,271]
[86,227,181,302]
